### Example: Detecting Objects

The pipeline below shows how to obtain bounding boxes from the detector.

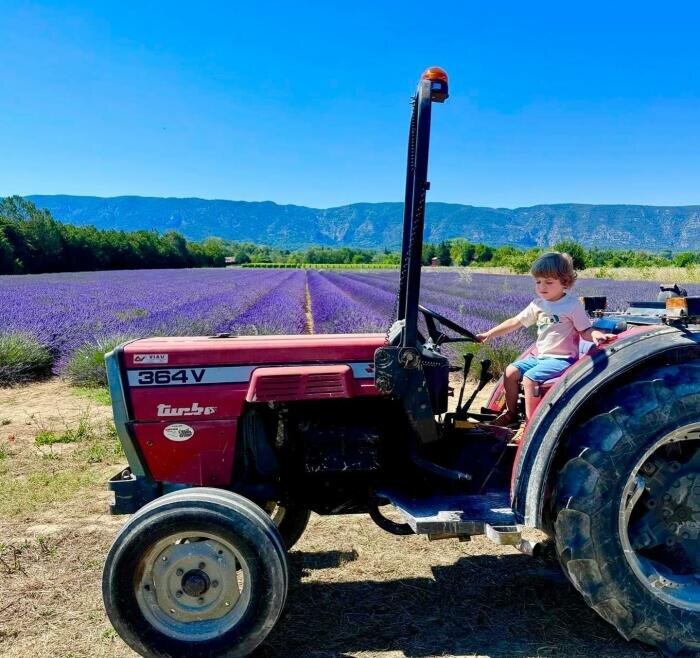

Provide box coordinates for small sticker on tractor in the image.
[163,423,194,441]
[134,353,169,365]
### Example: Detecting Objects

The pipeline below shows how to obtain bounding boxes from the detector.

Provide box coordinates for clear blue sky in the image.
[1,1,699,208]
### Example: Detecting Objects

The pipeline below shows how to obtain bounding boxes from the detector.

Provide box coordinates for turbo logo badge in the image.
[157,402,217,417]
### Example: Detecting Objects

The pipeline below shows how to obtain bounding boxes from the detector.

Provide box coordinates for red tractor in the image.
[102,68,700,657]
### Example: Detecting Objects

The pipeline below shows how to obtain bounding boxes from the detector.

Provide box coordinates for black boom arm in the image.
[396,67,449,347]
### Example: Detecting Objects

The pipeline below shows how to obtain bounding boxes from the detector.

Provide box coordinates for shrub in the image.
[64,335,133,388]
[552,240,587,270]
[0,332,53,386]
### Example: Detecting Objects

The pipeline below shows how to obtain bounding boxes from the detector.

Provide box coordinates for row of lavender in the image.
[0,269,306,371]
[1,268,697,375]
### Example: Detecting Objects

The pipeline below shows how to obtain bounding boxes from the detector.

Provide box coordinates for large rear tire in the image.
[266,502,310,550]
[103,488,288,658]
[552,362,700,655]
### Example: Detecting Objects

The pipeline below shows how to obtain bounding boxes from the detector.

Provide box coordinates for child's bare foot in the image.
[492,411,517,427]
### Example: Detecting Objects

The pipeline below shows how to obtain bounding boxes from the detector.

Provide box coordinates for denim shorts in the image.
[511,355,576,383]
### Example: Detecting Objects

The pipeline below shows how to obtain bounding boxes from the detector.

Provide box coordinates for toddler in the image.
[476,251,615,425]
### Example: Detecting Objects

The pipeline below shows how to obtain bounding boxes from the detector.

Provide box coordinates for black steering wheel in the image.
[418,304,479,346]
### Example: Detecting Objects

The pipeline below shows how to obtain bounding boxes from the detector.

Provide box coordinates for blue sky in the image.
[1,1,699,208]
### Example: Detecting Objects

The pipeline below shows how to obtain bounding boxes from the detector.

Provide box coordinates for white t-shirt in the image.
[515,293,592,359]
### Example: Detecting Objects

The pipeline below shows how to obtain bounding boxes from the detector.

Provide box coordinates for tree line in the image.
[0,197,228,274]
[2,196,698,275]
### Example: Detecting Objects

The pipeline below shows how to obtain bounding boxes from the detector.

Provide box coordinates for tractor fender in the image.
[512,323,700,530]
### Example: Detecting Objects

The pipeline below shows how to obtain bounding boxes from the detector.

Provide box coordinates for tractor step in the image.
[379,490,517,538]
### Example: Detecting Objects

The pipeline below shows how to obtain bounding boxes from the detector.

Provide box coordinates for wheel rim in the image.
[135,530,253,641]
[619,422,700,612]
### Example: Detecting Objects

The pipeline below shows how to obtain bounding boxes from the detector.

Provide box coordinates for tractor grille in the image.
[253,371,349,401]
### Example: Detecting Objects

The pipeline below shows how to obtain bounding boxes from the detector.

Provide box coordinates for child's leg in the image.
[502,364,522,419]
[522,377,539,420]
[493,363,524,426]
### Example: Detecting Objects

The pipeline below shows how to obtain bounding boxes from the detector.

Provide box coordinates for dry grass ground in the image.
[0,380,659,658]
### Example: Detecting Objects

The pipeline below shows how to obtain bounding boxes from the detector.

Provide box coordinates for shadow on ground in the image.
[257,550,658,658]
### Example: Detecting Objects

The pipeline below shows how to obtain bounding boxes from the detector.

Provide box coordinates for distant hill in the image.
[26,195,700,251]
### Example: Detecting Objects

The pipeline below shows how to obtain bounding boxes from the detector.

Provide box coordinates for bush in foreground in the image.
[64,335,133,388]
[0,332,53,386]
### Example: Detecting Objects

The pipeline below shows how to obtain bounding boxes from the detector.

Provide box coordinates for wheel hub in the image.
[181,569,211,597]
[135,533,252,641]
[661,472,699,540]
[622,425,700,611]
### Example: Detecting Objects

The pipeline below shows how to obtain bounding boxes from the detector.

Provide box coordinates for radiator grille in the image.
[253,372,348,401]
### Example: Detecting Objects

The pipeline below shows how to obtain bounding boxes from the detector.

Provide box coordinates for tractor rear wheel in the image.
[552,362,700,655]
[103,488,288,658]
[265,502,310,550]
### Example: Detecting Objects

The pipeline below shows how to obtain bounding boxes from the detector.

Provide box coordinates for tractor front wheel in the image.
[552,362,700,655]
[103,488,288,658]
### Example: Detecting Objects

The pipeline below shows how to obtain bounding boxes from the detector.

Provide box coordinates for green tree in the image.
[437,241,451,266]
[673,252,697,267]
[473,244,493,263]
[552,240,587,270]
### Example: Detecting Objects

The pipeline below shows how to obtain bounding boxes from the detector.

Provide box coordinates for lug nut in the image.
[199,562,206,569]
[198,597,205,604]
[176,590,183,598]
[212,580,219,588]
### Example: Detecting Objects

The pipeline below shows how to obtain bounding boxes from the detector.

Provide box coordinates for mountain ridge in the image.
[25,195,700,252]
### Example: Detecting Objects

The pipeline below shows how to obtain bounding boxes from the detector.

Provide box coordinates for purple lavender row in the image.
[0,268,299,371]
[306,270,386,334]
[229,270,306,335]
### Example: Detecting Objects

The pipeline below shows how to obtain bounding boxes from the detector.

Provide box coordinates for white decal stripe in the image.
[127,366,256,387]
[127,361,375,387]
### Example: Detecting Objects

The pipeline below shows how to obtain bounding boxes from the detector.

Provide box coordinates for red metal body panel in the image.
[124,334,385,367]
[133,420,237,487]
[123,334,385,487]
[130,384,250,421]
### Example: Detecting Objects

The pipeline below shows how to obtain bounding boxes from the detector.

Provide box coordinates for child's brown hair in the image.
[530,251,577,288]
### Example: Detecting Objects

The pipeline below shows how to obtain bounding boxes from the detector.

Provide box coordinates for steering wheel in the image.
[418,304,479,345]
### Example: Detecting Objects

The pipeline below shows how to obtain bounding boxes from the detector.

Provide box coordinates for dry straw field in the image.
[0,378,661,658]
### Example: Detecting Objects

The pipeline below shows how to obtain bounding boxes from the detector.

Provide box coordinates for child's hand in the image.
[476,332,491,343]
[591,330,616,346]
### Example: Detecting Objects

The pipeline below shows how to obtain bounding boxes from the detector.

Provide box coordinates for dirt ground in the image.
[0,379,659,658]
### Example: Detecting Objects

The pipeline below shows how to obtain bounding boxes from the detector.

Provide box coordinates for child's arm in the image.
[579,327,616,345]
[476,316,523,343]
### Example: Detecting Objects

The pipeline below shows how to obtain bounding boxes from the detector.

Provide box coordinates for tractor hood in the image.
[123,333,385,368]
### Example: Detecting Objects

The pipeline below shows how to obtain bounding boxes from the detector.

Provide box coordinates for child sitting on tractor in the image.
[476,251,615,426]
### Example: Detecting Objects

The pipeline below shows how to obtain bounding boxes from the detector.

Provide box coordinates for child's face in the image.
[534,276,566,302]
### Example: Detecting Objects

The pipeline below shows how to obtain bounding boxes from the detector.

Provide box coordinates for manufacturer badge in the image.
[163,423,194,442]
[134,353,169,365]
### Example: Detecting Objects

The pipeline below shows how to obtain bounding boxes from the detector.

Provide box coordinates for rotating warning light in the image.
[421,66,449,102]
[422,67,448,83]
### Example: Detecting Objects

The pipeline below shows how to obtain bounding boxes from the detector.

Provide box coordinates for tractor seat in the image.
[533,339,595,397]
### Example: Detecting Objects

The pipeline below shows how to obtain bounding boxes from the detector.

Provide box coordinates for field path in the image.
[0,379,657,658]
[304,271,315,334]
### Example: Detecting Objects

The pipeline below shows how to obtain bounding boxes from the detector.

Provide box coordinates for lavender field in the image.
[1,267,698,375]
